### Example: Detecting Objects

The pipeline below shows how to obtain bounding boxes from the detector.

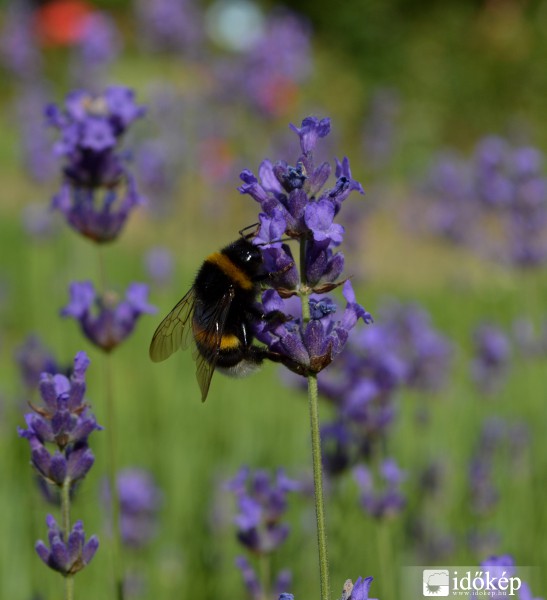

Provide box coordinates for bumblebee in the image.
[149,231,289,401]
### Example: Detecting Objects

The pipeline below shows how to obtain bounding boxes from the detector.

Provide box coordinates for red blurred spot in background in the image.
[34,0,93,47]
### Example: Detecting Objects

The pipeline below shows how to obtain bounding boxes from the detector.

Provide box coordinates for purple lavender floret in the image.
[61,281,156,352]
[117,468,163,549]
[226,467,300,555]
[339,577,375,600]
[35,515,98,576]
[47,87,146,243]
[256,281,371,375]
[353,460,406,520]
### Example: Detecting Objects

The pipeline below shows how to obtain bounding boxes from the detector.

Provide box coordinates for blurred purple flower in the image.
[47,87,146,243]
[72,12,121,89]
[22,203,59,240]
[378,301,453,392]
[468,417,530,517]
[353,459,406,520]
[144,246,174,287]
[15,335,61,391]
[136,0,204,56]
[215,10,311,118]
[61,281,156,352]
[475,137,514,208]
[471,324,511,394]
[36,515,98,576]
[422,135,547,267]
[236,555,292,600]
[16,86,57,183]
[135,139,178,213]
[226,467,300,555]
[0,3,41,79]
[478,555,544,600]
[511,317,547,357]
[117,468,163,549]
[422,152,476,244]
[362,88,400,171]
[315,300,451,471]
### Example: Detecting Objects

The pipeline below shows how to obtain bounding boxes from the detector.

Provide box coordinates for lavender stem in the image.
[61,478,74,600]
[300,238,330,600]
[259,554,271,600]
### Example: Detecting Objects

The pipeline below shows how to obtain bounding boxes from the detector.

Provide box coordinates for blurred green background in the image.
[0,0,546,599]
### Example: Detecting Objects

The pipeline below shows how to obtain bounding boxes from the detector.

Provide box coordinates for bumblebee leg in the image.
[247,345,309,377]
[245,303,292,325]
[254,260,295,283]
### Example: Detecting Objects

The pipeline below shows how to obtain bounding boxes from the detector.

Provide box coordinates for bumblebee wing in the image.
[149,288,196,362]
[193,287,235,402]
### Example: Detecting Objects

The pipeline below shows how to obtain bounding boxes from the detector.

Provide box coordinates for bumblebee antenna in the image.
[254,237,292,247]
[239,223,260,239]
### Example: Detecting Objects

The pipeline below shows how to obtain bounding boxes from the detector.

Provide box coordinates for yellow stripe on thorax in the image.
[206,252,253,290]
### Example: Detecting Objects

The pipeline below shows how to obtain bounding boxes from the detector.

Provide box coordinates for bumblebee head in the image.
[224,237,264,276]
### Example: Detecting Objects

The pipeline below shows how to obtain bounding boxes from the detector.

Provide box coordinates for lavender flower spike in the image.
[62,281,156,352]
[117,468,163,549]
[18,351,101,452]
[47,86,146,243]
[36,515,98,576]
[240,116,370,377]
[226,467,300,555]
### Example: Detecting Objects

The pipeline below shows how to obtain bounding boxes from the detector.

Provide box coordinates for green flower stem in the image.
[65,576,74,600]
[61,478,74,600]
[377,521,395,600]
[299,238,331,600]
[307,372,331,600]
[259,554,271,600]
